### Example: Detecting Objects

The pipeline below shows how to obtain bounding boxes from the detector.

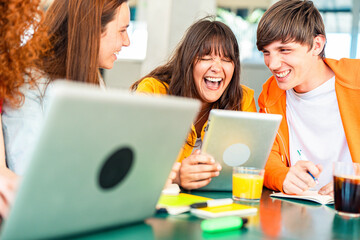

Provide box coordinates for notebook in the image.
[156,193,257,218]
[200,110,282,191]
[157,193,210,215]
[0,81,200,239]
[270,191,334,205]
[190,203,257,219]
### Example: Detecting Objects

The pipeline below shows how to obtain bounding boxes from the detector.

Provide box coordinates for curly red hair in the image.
[0,0,50,108]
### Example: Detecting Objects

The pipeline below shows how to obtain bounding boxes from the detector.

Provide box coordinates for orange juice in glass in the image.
[232,167,265,202]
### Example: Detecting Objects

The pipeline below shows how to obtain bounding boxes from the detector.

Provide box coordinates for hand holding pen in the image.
[297,150,319,184]
[282,150,322,195]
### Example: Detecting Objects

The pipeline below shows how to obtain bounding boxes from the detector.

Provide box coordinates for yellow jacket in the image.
[136,77,257,162]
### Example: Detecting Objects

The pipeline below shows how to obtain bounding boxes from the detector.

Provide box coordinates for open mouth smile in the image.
[204,77,223,90]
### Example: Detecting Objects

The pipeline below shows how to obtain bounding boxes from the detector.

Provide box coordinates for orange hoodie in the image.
[258,58,360,192]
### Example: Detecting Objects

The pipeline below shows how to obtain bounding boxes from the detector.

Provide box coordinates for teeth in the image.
[205,77,222,82]
[275,70,290,78]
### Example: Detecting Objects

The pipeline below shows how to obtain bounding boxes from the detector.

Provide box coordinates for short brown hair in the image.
[256,0,326,58]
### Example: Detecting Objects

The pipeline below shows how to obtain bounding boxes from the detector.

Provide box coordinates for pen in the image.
[297,149,319,184]
[190,198,233,208]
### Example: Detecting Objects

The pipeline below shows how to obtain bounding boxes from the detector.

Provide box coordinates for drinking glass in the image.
[333,162,360,218]
[232,167,264,202]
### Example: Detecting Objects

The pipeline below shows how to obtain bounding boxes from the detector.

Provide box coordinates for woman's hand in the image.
[164,162,181,189]
[178,150,221,190]
[0,173,19,218]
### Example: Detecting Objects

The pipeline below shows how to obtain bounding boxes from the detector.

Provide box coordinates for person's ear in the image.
[312,35,326,56]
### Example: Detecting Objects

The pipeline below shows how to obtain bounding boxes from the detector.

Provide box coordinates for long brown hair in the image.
[0,0,50,108]
[257,0,326,58]
[132,17,243,111]
[39,0,128,84]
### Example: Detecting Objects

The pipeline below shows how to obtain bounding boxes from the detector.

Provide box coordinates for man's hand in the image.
[318,182,333,197]
[283,160,322,194]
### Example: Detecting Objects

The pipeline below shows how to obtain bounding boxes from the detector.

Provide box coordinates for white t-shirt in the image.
[286,76,352,189]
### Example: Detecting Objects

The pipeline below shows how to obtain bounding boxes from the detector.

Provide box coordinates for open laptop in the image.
[199,110,282,191]
[0,81,200,239]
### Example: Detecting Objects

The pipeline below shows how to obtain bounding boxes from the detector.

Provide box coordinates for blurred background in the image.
[41,0,360,109]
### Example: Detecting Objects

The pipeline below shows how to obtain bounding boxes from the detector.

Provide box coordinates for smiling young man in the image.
[256,0,360,195]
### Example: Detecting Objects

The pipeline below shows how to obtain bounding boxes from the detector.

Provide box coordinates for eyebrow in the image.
[263,43,293,51]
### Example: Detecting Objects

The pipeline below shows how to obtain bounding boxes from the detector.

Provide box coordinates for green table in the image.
[76,188,360,239]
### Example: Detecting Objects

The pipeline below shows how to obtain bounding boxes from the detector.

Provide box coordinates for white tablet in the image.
[200,110,282,191]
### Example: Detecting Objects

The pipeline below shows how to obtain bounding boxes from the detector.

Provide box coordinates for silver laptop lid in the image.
[200,110,282,191]
[1,81,200,239]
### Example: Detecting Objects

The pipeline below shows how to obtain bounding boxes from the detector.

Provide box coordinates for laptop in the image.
[199,110,282,191]
[0,81,200,239]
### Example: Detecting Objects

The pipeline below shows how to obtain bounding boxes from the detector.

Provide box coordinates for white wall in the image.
[140,0,216,75]
[241,62,272,111]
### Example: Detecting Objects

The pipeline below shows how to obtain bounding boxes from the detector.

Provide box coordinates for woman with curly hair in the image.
[2,0,130,177]
[0,0,50,218]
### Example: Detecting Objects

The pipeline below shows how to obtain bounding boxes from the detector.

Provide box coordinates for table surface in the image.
[74,188,360,240]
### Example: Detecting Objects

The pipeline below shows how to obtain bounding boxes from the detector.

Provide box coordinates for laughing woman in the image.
[131,18,256,190]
